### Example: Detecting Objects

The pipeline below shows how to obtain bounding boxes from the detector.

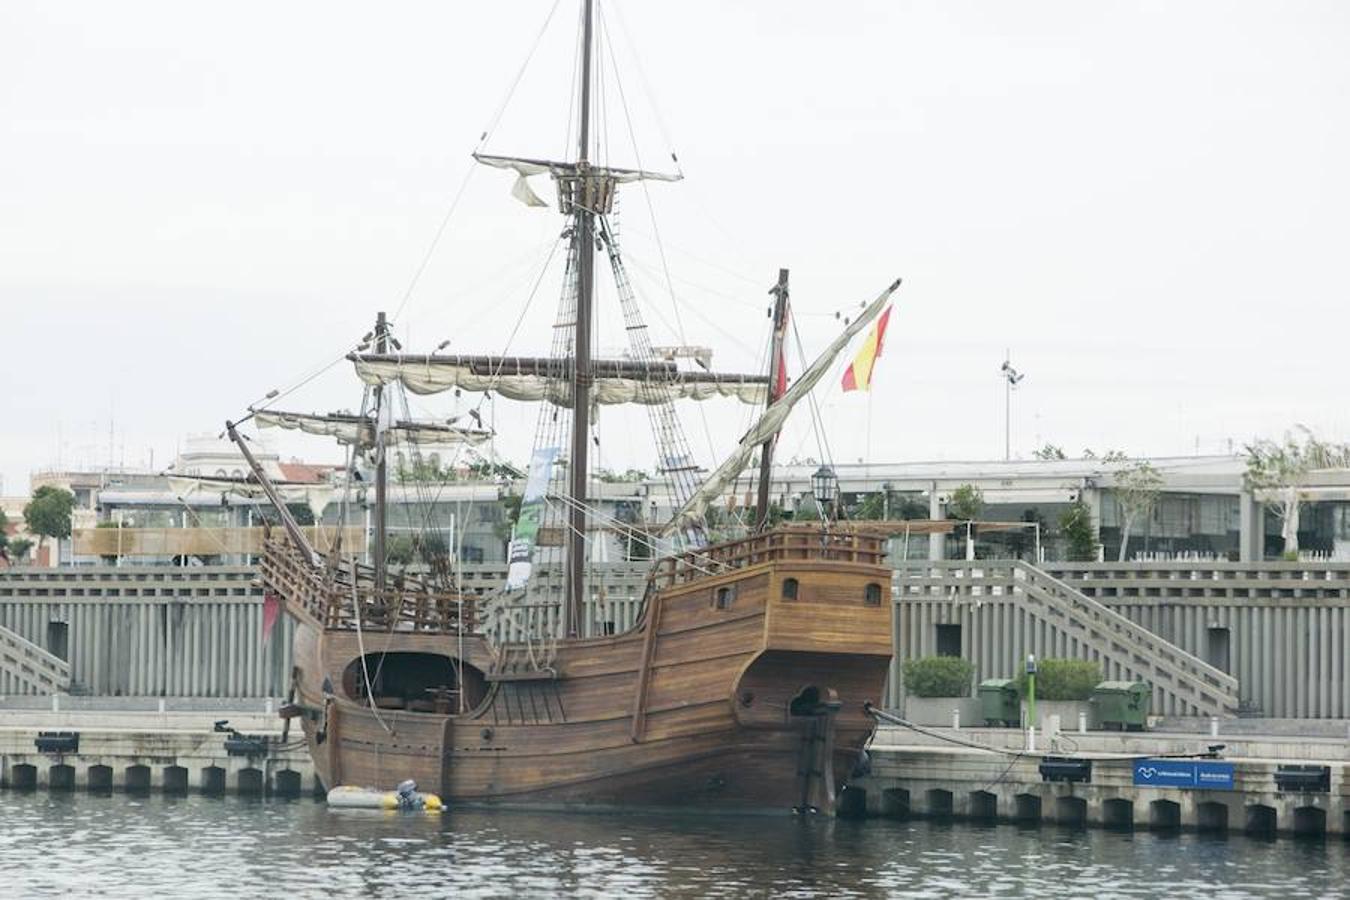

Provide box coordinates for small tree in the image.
[96,519,122,564]
[7,537,33,564]
[948,484,984,521]
[0,508,8,556]
[1244,426,1350,557]
[24,486,76,557]
[854,492,886,521]
[1114,460,1163,561]
[1059,499,1098,561]
[385,535,415,567]
[1032,444,1067,461]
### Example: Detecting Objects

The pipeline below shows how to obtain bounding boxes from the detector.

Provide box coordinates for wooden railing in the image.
[260,541,475,635]
[649,526,887,589]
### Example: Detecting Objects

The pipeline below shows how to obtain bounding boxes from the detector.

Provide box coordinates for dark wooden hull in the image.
[286,538,894,812]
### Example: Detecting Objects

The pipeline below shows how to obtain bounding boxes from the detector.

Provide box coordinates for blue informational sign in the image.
[1194,761,1236,789]
[1132,759,1235,790]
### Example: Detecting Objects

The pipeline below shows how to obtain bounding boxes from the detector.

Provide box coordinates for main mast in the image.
[565,0,596,639]
[373,311,389,592]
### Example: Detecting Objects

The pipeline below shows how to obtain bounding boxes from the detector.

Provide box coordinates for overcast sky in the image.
[3,1,1348,494]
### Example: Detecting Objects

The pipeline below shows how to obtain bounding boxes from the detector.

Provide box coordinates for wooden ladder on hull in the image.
[794,688,841,813]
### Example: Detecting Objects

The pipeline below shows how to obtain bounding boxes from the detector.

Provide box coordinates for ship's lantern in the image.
[811,465,838,509]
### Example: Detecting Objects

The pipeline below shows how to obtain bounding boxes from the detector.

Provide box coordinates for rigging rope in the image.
[598,3,720,474]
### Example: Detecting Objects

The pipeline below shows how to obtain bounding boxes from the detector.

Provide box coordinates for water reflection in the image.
[0,792,1343,898]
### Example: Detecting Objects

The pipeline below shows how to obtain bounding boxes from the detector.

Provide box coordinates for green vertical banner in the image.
[505,446,559,591]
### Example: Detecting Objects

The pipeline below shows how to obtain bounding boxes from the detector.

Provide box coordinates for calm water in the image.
[0,792,1344,898]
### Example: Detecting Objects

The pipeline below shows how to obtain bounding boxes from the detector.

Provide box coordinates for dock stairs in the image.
[895,561,1240,717]
[0,622,71,695]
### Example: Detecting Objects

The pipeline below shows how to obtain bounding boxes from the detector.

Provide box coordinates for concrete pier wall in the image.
[1048,562,1350,719]
[856,726,1349,837]
[4,561,1350,722]
[0,564,653,697]
[0,567,294,697]
[0,711,317,796]
[894,561,1350,719]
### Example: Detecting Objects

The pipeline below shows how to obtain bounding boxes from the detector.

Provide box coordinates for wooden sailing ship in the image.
[226,0,901,812]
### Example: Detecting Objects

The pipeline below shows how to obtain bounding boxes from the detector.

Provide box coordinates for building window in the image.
[714,585,736,609]
[935,624,962,657]
[1206,626,1231,673]
[46,622,69,662]
[782,577,799,601]
[864,582,883,606]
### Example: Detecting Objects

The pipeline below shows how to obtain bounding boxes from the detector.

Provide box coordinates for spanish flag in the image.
[841,306,892,392]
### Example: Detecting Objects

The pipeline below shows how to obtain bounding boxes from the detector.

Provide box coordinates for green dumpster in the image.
[1092,681,1151,731]
[978,678,1019,727]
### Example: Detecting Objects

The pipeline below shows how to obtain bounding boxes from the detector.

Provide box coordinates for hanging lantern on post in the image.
[811,464,838,519]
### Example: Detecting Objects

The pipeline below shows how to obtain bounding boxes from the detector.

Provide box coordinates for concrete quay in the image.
[855,724,1348,837]
[0,705,317,796]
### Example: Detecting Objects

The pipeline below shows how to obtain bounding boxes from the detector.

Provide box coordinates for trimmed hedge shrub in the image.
[903,656,975,698]
[1015,658,1101,701]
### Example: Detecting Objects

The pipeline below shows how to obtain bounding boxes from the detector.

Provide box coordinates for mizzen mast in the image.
[754,269,790,532]
[565,0,597,639]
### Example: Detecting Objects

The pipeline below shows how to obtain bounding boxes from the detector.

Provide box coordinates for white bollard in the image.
[952,708,961,731]
[1078,711,1088,734]
[158,698,166,714]
[51,693,60,712]
[1210,716,1220,737]
[266,698,274,716]
[1026,725,1037,753]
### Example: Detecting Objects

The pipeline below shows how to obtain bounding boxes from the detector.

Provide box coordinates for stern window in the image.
[864,582,883,606]
[714,585,736,609]
[781,578,799,601]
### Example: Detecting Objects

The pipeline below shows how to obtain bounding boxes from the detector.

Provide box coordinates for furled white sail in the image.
[253,410,491,448]
[661,278,902,535]
[351,360,767,407]
[474,152,681,209]
[473,153,681,184]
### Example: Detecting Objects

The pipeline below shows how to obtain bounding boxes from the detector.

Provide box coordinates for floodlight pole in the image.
[1004,359,1011,461]
[1001,350,1023,462]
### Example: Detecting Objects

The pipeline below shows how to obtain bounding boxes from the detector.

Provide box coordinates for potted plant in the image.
[1015,658,1101,731]
[901,656,980,726]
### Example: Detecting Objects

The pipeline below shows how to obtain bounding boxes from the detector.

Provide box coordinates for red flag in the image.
[262,591,281,644]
